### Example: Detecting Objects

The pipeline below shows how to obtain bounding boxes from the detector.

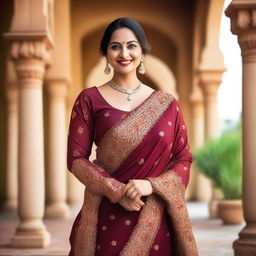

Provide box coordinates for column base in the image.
[233,223,256,256]
[209,199,219,218]
[11,220,51,248]
[45,202,70,218]
[3,199,17,212]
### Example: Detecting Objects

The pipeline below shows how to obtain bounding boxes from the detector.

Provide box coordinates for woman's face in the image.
[106,28,143,75]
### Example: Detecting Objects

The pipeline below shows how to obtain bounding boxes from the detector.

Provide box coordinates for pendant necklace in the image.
[109,80,142,101]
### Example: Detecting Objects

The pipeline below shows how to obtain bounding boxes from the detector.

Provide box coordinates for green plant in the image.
[194,130,242,199]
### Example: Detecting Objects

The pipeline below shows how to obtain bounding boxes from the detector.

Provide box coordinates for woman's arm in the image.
[67,91,125,203]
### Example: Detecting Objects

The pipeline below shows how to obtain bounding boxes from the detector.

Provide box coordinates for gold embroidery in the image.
[72,111,76,119]
[138,158,144,165]
[73,151,80,157]
[125,220,131,225]
[96,92,174,173]
[77,126,84,135]
[109,214,116,220]
[147,171,199,255]
[73,189,102,256]
[71,159,125,203]
[159,131,165,137]
[120,195,164,256]
[70,94,198,255]
[121,113,127,119]
[104,112,110,117]
[154,244,159,251]
[111,240,117,246]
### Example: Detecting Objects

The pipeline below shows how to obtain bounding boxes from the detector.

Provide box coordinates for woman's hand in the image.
[124,179,153,200]
[118,196,145,211]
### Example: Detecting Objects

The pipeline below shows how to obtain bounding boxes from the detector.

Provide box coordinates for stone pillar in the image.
[8,41,51,247]
[199,69,225,217]
[190,85,212,202]
[4,0,53,247]
[226,2,256,255]
[4,71,18,212]
[45,79,70,218]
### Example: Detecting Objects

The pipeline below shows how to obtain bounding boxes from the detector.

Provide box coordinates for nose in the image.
[119,46,129,58]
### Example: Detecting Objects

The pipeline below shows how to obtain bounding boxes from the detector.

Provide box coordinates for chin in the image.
[114,68,137,75]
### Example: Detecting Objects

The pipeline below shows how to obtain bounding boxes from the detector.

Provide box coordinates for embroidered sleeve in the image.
[67,92,124,203]
[148,100,192,193]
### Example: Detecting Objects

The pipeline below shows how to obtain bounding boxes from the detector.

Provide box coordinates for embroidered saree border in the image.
[96,91,174,173]
[73,189,102,256]
[120,195,164,256]
[71,91,198,255]
[148,171,199,255]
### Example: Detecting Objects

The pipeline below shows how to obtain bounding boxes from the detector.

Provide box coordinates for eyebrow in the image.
[109,40,139,45]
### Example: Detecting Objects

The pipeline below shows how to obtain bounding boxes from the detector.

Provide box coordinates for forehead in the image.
[110,28,138,43]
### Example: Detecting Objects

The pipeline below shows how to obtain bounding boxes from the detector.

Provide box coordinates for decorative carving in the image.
[226,6,256,62]
[10,40,50,61]
[6,40,51,88]
[237,10,251,29]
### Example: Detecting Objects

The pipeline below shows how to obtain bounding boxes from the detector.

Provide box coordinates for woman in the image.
[67,18,198,256]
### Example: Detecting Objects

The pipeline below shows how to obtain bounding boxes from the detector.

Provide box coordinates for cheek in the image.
[132,49,143,60]
[106,52,117,62]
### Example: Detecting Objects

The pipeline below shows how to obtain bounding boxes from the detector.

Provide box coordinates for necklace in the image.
[109,80,142,101]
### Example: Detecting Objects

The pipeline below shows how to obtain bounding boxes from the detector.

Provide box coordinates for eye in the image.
[111,44,121,50]
[127,44,137,49]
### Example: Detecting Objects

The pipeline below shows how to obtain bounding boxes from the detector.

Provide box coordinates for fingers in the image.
[134,194,143,204]
[123,182,133,196]
[125,185,136,197]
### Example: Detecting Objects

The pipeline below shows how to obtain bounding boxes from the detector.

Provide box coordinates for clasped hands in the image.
[118,179,153,212]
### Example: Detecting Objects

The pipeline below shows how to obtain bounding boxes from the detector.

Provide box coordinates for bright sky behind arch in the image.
[218,0,242,126]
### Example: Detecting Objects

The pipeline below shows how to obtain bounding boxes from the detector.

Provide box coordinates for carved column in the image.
[226,2,256,255]
[7,40,51,247]
[199,69,225,217]
[190,85,212,202]
[4,77,18,211]
[44,0,71,215]
[4,0,53,247]
[45,79,70,218]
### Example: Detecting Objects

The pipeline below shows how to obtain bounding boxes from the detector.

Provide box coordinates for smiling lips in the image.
[117,59,133,66]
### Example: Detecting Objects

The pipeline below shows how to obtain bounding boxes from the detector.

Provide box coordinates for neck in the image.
[112,72,140,89]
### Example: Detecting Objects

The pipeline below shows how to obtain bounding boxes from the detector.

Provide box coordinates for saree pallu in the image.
[67,87,198,256]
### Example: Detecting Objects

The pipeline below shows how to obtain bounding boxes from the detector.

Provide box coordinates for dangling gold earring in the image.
[138,59,145,74]
[104,60,111,74]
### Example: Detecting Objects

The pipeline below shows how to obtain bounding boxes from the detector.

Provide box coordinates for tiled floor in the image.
[0,202,243,255]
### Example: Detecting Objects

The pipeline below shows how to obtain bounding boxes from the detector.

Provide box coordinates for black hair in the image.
[100,18,151,56]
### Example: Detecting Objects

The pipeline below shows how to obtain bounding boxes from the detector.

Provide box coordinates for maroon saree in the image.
[67,87,198,256]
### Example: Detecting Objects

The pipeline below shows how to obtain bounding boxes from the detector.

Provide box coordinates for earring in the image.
[138,59,145,74]
[104,60,111,74]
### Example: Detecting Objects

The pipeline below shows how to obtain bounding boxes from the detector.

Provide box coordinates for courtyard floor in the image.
[0,202,242,256]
